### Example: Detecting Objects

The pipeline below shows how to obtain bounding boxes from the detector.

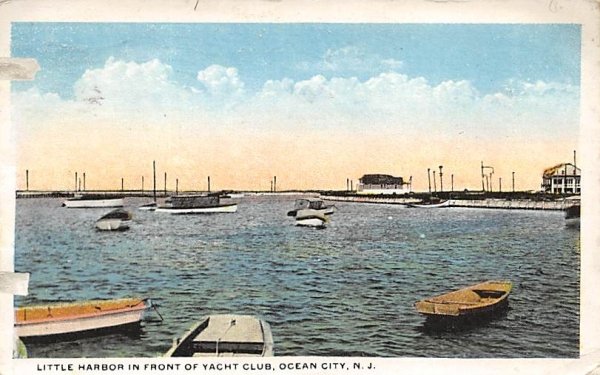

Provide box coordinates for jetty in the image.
[321,192,578,211]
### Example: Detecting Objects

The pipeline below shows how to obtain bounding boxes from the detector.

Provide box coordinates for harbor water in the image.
[14,195,579,358]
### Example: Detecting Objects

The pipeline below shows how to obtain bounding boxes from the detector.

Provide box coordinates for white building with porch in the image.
[541,163,581,194]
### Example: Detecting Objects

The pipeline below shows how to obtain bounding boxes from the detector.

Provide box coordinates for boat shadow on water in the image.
[21,322,145,345]
[417,306,510,335]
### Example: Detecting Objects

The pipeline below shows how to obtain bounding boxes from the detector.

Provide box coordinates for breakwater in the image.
[323,195,575,211]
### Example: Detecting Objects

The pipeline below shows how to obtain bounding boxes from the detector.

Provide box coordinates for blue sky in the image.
[10,23,582,190]
[12,23,580,98]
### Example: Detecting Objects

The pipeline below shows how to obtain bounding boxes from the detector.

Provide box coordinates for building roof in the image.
[359,174,404,185]
[542,163,581,177]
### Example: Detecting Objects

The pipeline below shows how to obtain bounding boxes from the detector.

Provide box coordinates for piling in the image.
[153,161,156,202]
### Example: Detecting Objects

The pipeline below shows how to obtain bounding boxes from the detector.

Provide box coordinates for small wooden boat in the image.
[95,209,132,231]
[165,314,274,357]
[155,194,237,214]
[15,298,152,339]
[138,202,157,211]
[62,194,124,208]
[415,280,512,321]
[408,198,450,208]
[565,204,580,228]
[295,209,329,228]
[287,198,335,217]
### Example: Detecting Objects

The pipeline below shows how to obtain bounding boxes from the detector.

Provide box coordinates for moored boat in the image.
[295,209,329,228]
[287,197,335,217]
[95,209,132,231]
[165,314,274,357]
[565,204,580,228]
[155,194,237,214]
[415,280,512,322]
[407,198,450,208]
[62,194,124,208]
[15,298,152,339]
[138,202,157,211]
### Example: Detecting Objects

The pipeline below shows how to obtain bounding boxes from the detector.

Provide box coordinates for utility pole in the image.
[427,168,431,193]
[153,161,156,202]
[481,161,485,191]
[512,171,515,192]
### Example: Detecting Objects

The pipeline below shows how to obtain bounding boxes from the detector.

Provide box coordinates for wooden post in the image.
[512,171,515,192]
[176,178,179,195]
[350,180,353,192]
[121,178,124,192]
[270,180,273,193]
[499,177,502,192]
[208,176,211,193]
[439,165,443,192]
[79,178,81,192]
[164,172,167,195]
[83,172,86,191]
[451,174,454,192]
[427,168,431,193]
[433,171,437,193]
[26,169,29,191]
[142,176,144,192]
[153,161,157,202]
[481,161,485,191]
[75,172,78,192]
[274,176,277,192]
[346,178,349,192]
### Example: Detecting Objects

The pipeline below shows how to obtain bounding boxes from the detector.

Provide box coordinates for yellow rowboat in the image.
[415,281,512,321]
[15,298,153,339]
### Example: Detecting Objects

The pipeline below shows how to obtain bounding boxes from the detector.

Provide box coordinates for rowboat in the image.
[415,280,512,322]
[138,202,157,211]
[155,194,237,214]
[95,209,132,231]
[15,298,152,339]
[287,198,335,217]
[62,194,124,208]
[407,198,450,208]
[295,209,329,228]
[565,204,580,228]
[165,314,274,357]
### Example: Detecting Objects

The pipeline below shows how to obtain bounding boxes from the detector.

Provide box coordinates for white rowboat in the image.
[165,314,274,357]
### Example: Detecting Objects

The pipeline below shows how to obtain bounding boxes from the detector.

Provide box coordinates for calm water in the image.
[14,196,579,358]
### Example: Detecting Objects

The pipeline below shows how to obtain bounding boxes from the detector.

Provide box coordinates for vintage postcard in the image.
[1,0,599,374]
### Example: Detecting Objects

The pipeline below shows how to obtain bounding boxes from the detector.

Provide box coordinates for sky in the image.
[10,23,581,191]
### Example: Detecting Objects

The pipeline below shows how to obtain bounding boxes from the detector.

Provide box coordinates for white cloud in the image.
[196,64,245,98]
[12,57,579,140]
[299,46,404,75]
[73,57,194,110]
